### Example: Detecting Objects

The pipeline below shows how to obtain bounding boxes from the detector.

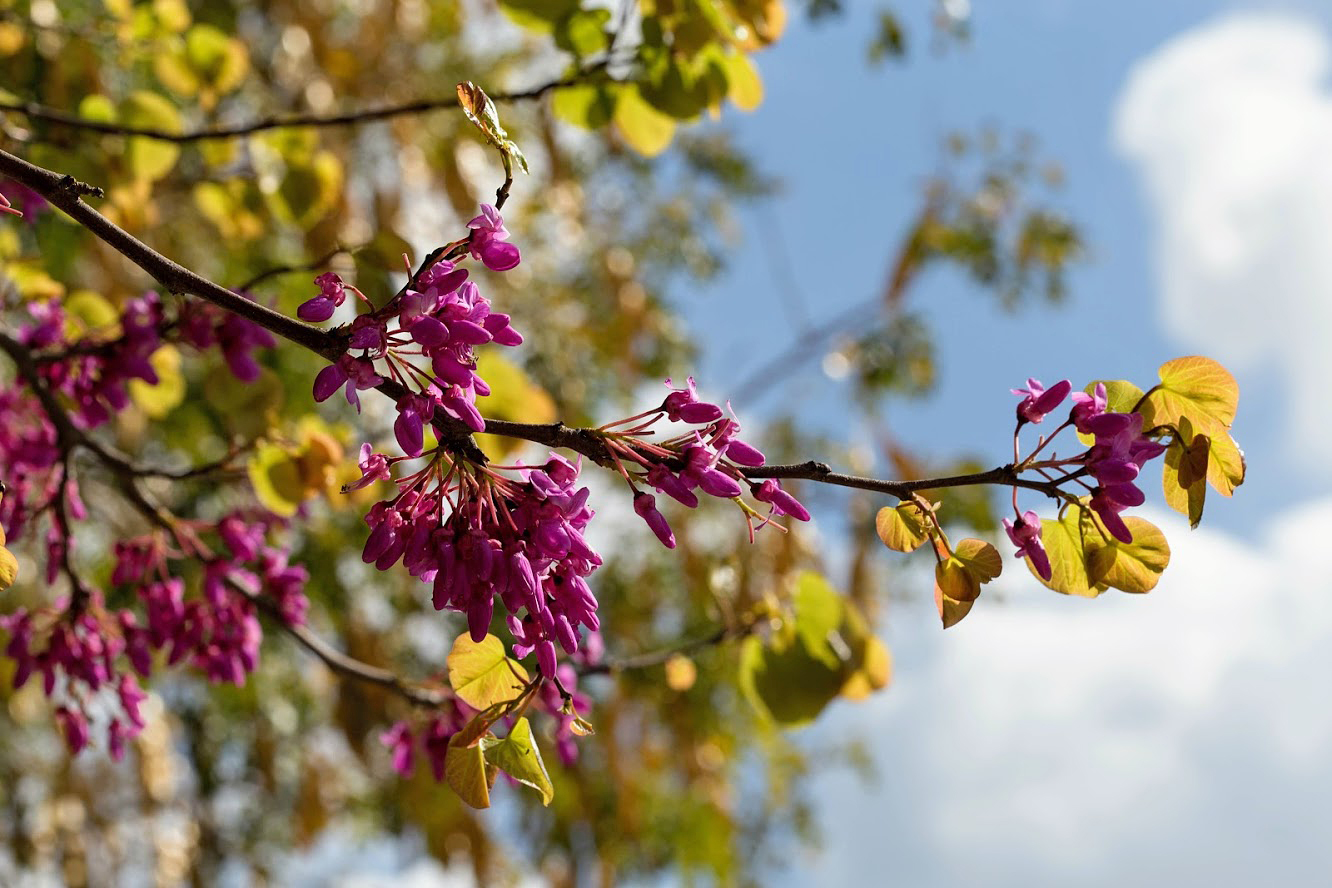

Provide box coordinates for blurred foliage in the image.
[0,0,1083,884]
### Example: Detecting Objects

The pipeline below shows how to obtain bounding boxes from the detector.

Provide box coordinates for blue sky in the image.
[691,2,1332,885]
[282,3,1332,884]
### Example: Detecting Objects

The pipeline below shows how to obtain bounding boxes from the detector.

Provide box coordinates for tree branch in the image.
[237,583,449,708]
[0,149,1075,506]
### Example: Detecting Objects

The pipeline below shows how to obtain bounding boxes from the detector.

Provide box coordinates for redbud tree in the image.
[0,2,1242,884]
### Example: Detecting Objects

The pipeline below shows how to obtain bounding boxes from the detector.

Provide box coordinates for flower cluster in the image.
[1004,378,1169,579]
[606,377,810,549]
[177,296,278,382]
[352,449,602,675]
[2,515,308,758]
[0,281,299,759]
[303,204,522,441]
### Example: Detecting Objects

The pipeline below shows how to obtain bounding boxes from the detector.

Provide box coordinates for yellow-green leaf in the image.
[473,353,556,460]
[737,633,844,726]
[0,545,17,591]
[614,85,676,157]
[446,633,529,710]
[953,538,1003,583]
[270,151,343,230]
[792,571,845,670]
[121,91,181,182]
[128,345,186,419]
[554,8,611,57]
[551,83,619,130]
[839,635,891,700]
[445,732,493,809]
[480,717,554,806]
[247,442,305,517]
[1085,515,1170,594]
[498,0,577,33]
[203,367,282,440]
[1162,437,1207,528]
[935,556,980,602]
[1036,509,1103,598]
[720,50,763,111]
[1142,355,1239,431]
[875,502,929,553]
[77,95,118,124]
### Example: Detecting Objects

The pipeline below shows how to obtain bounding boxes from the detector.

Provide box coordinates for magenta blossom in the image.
[1004,510,1051,581]
[345,444,392,492]
[467,204,521,272]
[312,354,384,412]
[1070,383,1108,433]
[634,492,676,548]
[1012,378,1072,425]
[297,272,348,322]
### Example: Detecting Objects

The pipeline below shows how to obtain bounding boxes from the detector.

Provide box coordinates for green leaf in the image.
[270,151,343,230]
[551,83,620,130]
[120,91,181,182]
[554,8,611,57]
[202,367,282,440]
[445,732,494,809]
[738,571,886,724]
[875,502,929,553]
[737,633,844,726]
[792,571,845,670]
[1085,515,1170,594]
[480,717,554,806]
[472,352,556,460]
[1036,509,1104,598]
[614,85,676,157]
[446,634,529,710]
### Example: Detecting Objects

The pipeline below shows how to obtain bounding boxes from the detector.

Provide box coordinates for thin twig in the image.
[238,583,449,708]
[0,68,607,144]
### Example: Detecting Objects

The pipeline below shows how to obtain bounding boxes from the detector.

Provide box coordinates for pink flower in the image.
[380,722,415,777]
[1012,378,1072,425]
[344,444,392,492]
[297,273,347,322]
[634,492,675,548]
[1004,510,1051,581]
[466,204,521,271]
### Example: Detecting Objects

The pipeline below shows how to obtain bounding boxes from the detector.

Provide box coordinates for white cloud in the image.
[1113,14,1332,469]
[799,503,1332,886]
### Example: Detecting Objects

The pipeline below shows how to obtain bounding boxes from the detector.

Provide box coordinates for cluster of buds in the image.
[1005,378,1169,579]
[351,447,601,677]
[2,514,308,757]
[303,205,522,437]
[0,267,302,758]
